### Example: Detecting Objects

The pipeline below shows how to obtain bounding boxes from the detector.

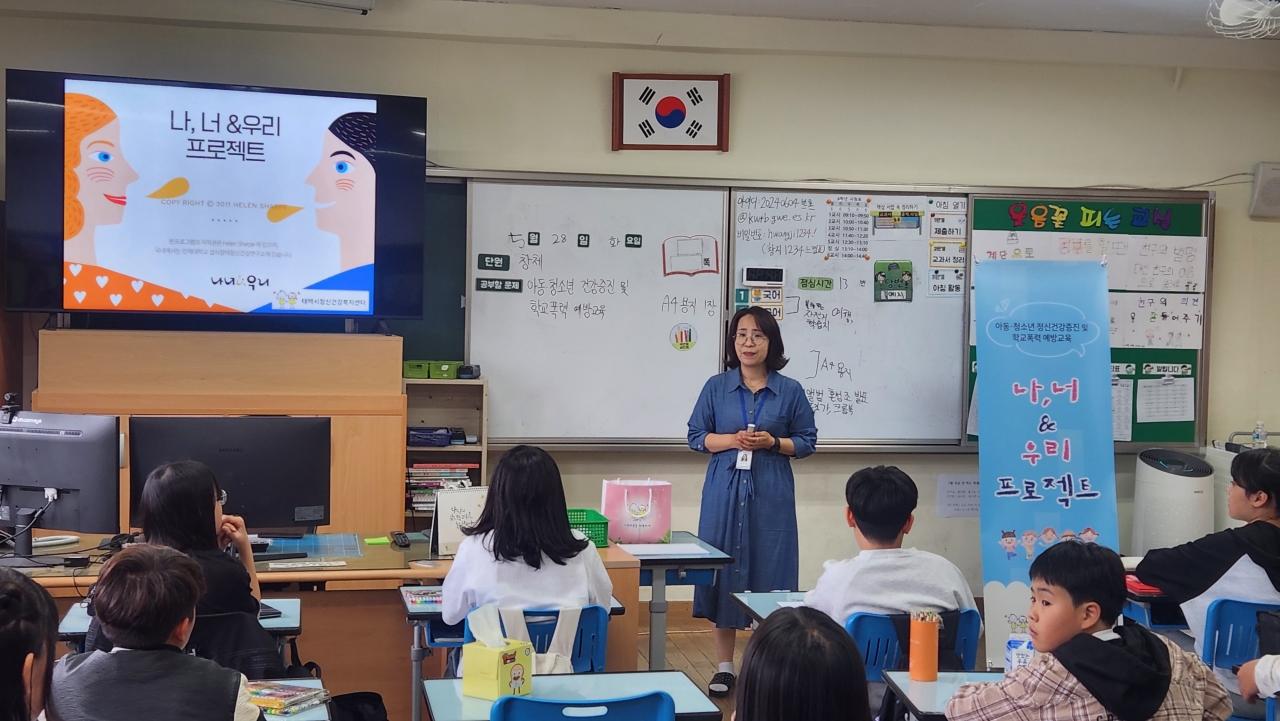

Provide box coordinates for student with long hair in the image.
[0,569,58,721]
[734,606,871,721]
[139,460,260,615]
[440,445,612,625]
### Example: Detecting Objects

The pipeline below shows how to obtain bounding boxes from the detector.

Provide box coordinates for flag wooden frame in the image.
[611,73,730,151]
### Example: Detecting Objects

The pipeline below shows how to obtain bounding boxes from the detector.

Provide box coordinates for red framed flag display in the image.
[612,73,730,151]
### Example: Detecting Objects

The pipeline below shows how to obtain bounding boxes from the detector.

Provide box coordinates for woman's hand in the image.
[743,431,775,451]
[734,430,755,450]
[219,514,250,553]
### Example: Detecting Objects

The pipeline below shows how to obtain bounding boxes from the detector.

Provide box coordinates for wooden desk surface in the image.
[27,534,639,588]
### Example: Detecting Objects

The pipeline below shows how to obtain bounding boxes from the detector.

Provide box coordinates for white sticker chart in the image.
[972,231,1207,293]
[733,191,967,442]
[469,182,726,441]
[1113,378,1134,441]
[1136,377,1196,424]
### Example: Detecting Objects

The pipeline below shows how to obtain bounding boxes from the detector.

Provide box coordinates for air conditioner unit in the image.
[267,0,373,14]
[1249,162,1280,221]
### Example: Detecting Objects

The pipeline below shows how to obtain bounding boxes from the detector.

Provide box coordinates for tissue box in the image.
[461,638,534,701]
[1006,633,1035,671]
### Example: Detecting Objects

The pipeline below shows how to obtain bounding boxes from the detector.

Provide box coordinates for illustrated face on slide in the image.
[75,119,139,230]
[305,129,375,270]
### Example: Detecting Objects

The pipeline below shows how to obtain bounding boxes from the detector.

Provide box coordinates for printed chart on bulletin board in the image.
[468,182,727,442]
[731,191,968,442]
[969,197,1209,445]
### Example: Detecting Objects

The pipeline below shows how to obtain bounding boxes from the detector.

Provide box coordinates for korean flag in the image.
[619,76,724,149]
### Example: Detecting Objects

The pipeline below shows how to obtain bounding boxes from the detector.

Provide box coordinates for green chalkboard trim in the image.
[973,197,1203,237]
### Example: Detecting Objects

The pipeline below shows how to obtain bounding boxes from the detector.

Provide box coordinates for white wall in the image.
[3,0,1279,598]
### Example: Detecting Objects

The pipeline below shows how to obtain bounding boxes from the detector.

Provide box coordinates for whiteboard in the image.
[469,182,727,442]
[731,190,967,442]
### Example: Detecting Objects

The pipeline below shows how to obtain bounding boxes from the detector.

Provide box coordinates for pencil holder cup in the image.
[909,618,940,681]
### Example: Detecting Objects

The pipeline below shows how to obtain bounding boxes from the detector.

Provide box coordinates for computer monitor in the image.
[0,410,121,567]
[129,416,331,532]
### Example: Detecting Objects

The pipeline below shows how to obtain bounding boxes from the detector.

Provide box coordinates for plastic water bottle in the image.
[1254,421,1268,449]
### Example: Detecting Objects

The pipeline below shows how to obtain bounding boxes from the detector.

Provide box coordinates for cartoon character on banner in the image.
[999,530,1018,561]
[1040,527,1058,546]
[1021,530,1038,560]
[1005,613,1029,635]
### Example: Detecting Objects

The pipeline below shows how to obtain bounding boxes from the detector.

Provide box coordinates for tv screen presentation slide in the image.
[61,79,378,314]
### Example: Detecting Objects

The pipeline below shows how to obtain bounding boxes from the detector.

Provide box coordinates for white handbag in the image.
[498,607,581,675]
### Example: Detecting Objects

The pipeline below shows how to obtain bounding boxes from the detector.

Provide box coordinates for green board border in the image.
[972,198,1203,237]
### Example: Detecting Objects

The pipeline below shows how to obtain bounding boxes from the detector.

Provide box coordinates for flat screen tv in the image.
[4,69,425,317]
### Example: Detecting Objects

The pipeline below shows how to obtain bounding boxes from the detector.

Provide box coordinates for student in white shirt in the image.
[441,445,613,626]
[804,465,977,624]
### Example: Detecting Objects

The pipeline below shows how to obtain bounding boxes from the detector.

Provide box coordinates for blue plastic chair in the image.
[845,608,982,682]
[489,691,675,721]
[464,606,609,674]
[1266,697,1275,721]
[1201,600,1280,721]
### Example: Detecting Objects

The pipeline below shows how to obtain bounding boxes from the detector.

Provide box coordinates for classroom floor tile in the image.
[638,629,750,717]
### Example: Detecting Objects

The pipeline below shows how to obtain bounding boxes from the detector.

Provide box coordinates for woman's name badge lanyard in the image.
[736,387,766,471]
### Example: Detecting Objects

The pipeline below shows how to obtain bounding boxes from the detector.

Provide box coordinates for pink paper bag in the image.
[600,479,672,544]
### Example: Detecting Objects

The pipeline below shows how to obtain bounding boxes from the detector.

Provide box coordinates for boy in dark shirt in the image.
[48,545,263,721]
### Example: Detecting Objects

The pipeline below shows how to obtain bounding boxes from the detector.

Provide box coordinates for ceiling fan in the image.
[1207,0,1280,38]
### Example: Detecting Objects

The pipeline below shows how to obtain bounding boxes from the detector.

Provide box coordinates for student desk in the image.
[882,671,1004,720]
[26,534,641,721]
[58,598,303,657]
[730,591,807,624]
[422,671,722,721]
[1123,586,1188,630]
[400,590,627,721]
[634,531,733,671]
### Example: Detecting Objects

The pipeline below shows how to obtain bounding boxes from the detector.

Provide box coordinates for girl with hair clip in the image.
[139,460,260,616]
[1137,447,1280,718]
[0,568,59,721]
[440,445,613,626]
[734,606,872,721]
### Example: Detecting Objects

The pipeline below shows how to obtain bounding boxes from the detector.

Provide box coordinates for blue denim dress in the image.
[687,369,818,629]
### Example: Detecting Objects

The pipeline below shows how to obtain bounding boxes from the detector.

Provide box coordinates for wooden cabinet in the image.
[32,329,405,534]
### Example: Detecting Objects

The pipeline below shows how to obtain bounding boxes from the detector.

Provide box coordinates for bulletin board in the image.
[967,194,1213,450]
[412,168,1213,450]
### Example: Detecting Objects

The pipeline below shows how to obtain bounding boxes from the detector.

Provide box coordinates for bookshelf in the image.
[402,378,489,532]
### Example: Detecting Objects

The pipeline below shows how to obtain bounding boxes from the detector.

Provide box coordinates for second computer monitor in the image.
[129,416,331,531]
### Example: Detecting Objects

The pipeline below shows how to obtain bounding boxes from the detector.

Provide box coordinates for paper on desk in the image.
[1136,377,1194,424]
[1113,379,1133,442]
[777,601,806,608]
[618,543,710,556]
[469,603,507,649]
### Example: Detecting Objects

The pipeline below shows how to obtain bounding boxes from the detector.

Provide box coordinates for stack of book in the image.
[245,681,329,716]
[405,463,477,514]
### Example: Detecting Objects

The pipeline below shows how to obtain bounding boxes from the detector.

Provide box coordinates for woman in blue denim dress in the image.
[687,306,817,697]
